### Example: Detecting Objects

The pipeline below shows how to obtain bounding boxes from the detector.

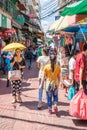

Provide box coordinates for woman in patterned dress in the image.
[10,48,26,103]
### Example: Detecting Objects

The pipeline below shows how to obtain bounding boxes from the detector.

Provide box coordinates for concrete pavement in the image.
[0,61,87,130]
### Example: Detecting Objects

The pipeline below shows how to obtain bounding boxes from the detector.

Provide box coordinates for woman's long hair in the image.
[42,47,49,56]
[50,54,56,72]
[14,48,21,57]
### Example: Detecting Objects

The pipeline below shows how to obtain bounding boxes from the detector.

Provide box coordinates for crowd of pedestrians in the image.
[0,42,87,119]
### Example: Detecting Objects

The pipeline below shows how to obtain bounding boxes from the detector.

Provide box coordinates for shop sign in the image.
[1,14,7,28]
[55,16,60,21]
[79,18,87,23]
[7,18,11,29]
[16,15,25,25]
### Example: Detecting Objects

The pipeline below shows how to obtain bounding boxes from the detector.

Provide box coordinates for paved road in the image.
[0,61,87,130]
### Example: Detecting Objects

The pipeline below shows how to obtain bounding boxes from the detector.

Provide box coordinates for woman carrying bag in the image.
[10,48,26,103]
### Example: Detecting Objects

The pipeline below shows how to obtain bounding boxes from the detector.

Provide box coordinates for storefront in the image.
[0,14,11,29]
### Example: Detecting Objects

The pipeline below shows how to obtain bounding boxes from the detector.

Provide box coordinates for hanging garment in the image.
[65,35,73,45]
[59,37,65,46]
[76,42,80,51]
[64,44,72,57]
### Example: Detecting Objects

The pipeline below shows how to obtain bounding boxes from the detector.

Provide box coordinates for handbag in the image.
[8,69,21,81]
[8,61,21,81]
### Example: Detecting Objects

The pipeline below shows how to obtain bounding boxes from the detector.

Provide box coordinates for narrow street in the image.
[0,61,87,130]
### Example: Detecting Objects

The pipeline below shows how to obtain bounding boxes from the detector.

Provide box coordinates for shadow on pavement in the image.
[0,80,11,95]
[73,119,87,127]
[57,110,69,117]
[24,61,38,79]
[0,80,32,95]
[58,101,69,106]
[20,101,47,110]
[22,87,37,92]
[0,115,84,130]
[22,82,31,87]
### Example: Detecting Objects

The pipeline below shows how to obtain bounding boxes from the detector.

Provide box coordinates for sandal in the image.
[48,109,52,114]
[54,107,58,113]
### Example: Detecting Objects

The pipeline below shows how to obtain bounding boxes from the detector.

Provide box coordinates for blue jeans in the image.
[46,87,58,108]
[38,79,44,101]
[27,59,32,68]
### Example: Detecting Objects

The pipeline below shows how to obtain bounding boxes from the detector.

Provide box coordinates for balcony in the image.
[0,0,26,19]
[0,0,18,19]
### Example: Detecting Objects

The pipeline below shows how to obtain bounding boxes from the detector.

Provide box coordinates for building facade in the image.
[20,0,42,32]
[58,0,78,8]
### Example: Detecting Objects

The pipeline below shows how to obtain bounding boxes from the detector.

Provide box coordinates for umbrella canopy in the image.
[62,23,87,32]
[2,42,26,52]
[48,16,68,32]
[62,26,79,32]
[61,23,87,42]
[60,0,87,16]
[47,15,87,32]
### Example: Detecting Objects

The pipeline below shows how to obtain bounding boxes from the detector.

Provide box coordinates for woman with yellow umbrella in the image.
[2,42,26,103]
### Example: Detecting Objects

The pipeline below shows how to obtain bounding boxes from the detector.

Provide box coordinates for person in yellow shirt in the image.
[39,52,61,114]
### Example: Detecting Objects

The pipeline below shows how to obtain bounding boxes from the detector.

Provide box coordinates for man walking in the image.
[74,44,87,94]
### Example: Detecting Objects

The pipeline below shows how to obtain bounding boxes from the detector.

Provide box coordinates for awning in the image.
[60,0,87,16]
[61,23,87,32]
[48,15,87,32]
[61,23,87,42]
[12,19,22,29]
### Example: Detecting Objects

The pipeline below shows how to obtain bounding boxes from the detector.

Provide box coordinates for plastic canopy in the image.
[60,0,87,16]
[61,23,87,42]
[62,23,87,32]
[47,15,87,32]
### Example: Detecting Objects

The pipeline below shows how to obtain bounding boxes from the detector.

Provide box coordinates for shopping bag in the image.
[68,86,76,100]
[8,70,21,81]
[69,90,87,120]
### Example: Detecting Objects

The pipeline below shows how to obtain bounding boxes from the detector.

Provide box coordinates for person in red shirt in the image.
[74,43,87,94]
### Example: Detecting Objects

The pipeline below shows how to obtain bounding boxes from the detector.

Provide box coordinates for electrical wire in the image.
[42,1,75,18]
[41,0,67,18]
[41,3,58,14]
[41,0,58,10]
[40,0,72,19]
[41,5,58,16]
[41,0,57,11]
[41,1,58,17]
[41,2,58,15]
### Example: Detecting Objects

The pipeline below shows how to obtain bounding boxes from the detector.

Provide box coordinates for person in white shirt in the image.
[69,51,79,84]
[37,47,50,109]
[63,51,79,96]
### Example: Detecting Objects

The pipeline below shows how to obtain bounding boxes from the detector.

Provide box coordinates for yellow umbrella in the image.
[2,42,26,52]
